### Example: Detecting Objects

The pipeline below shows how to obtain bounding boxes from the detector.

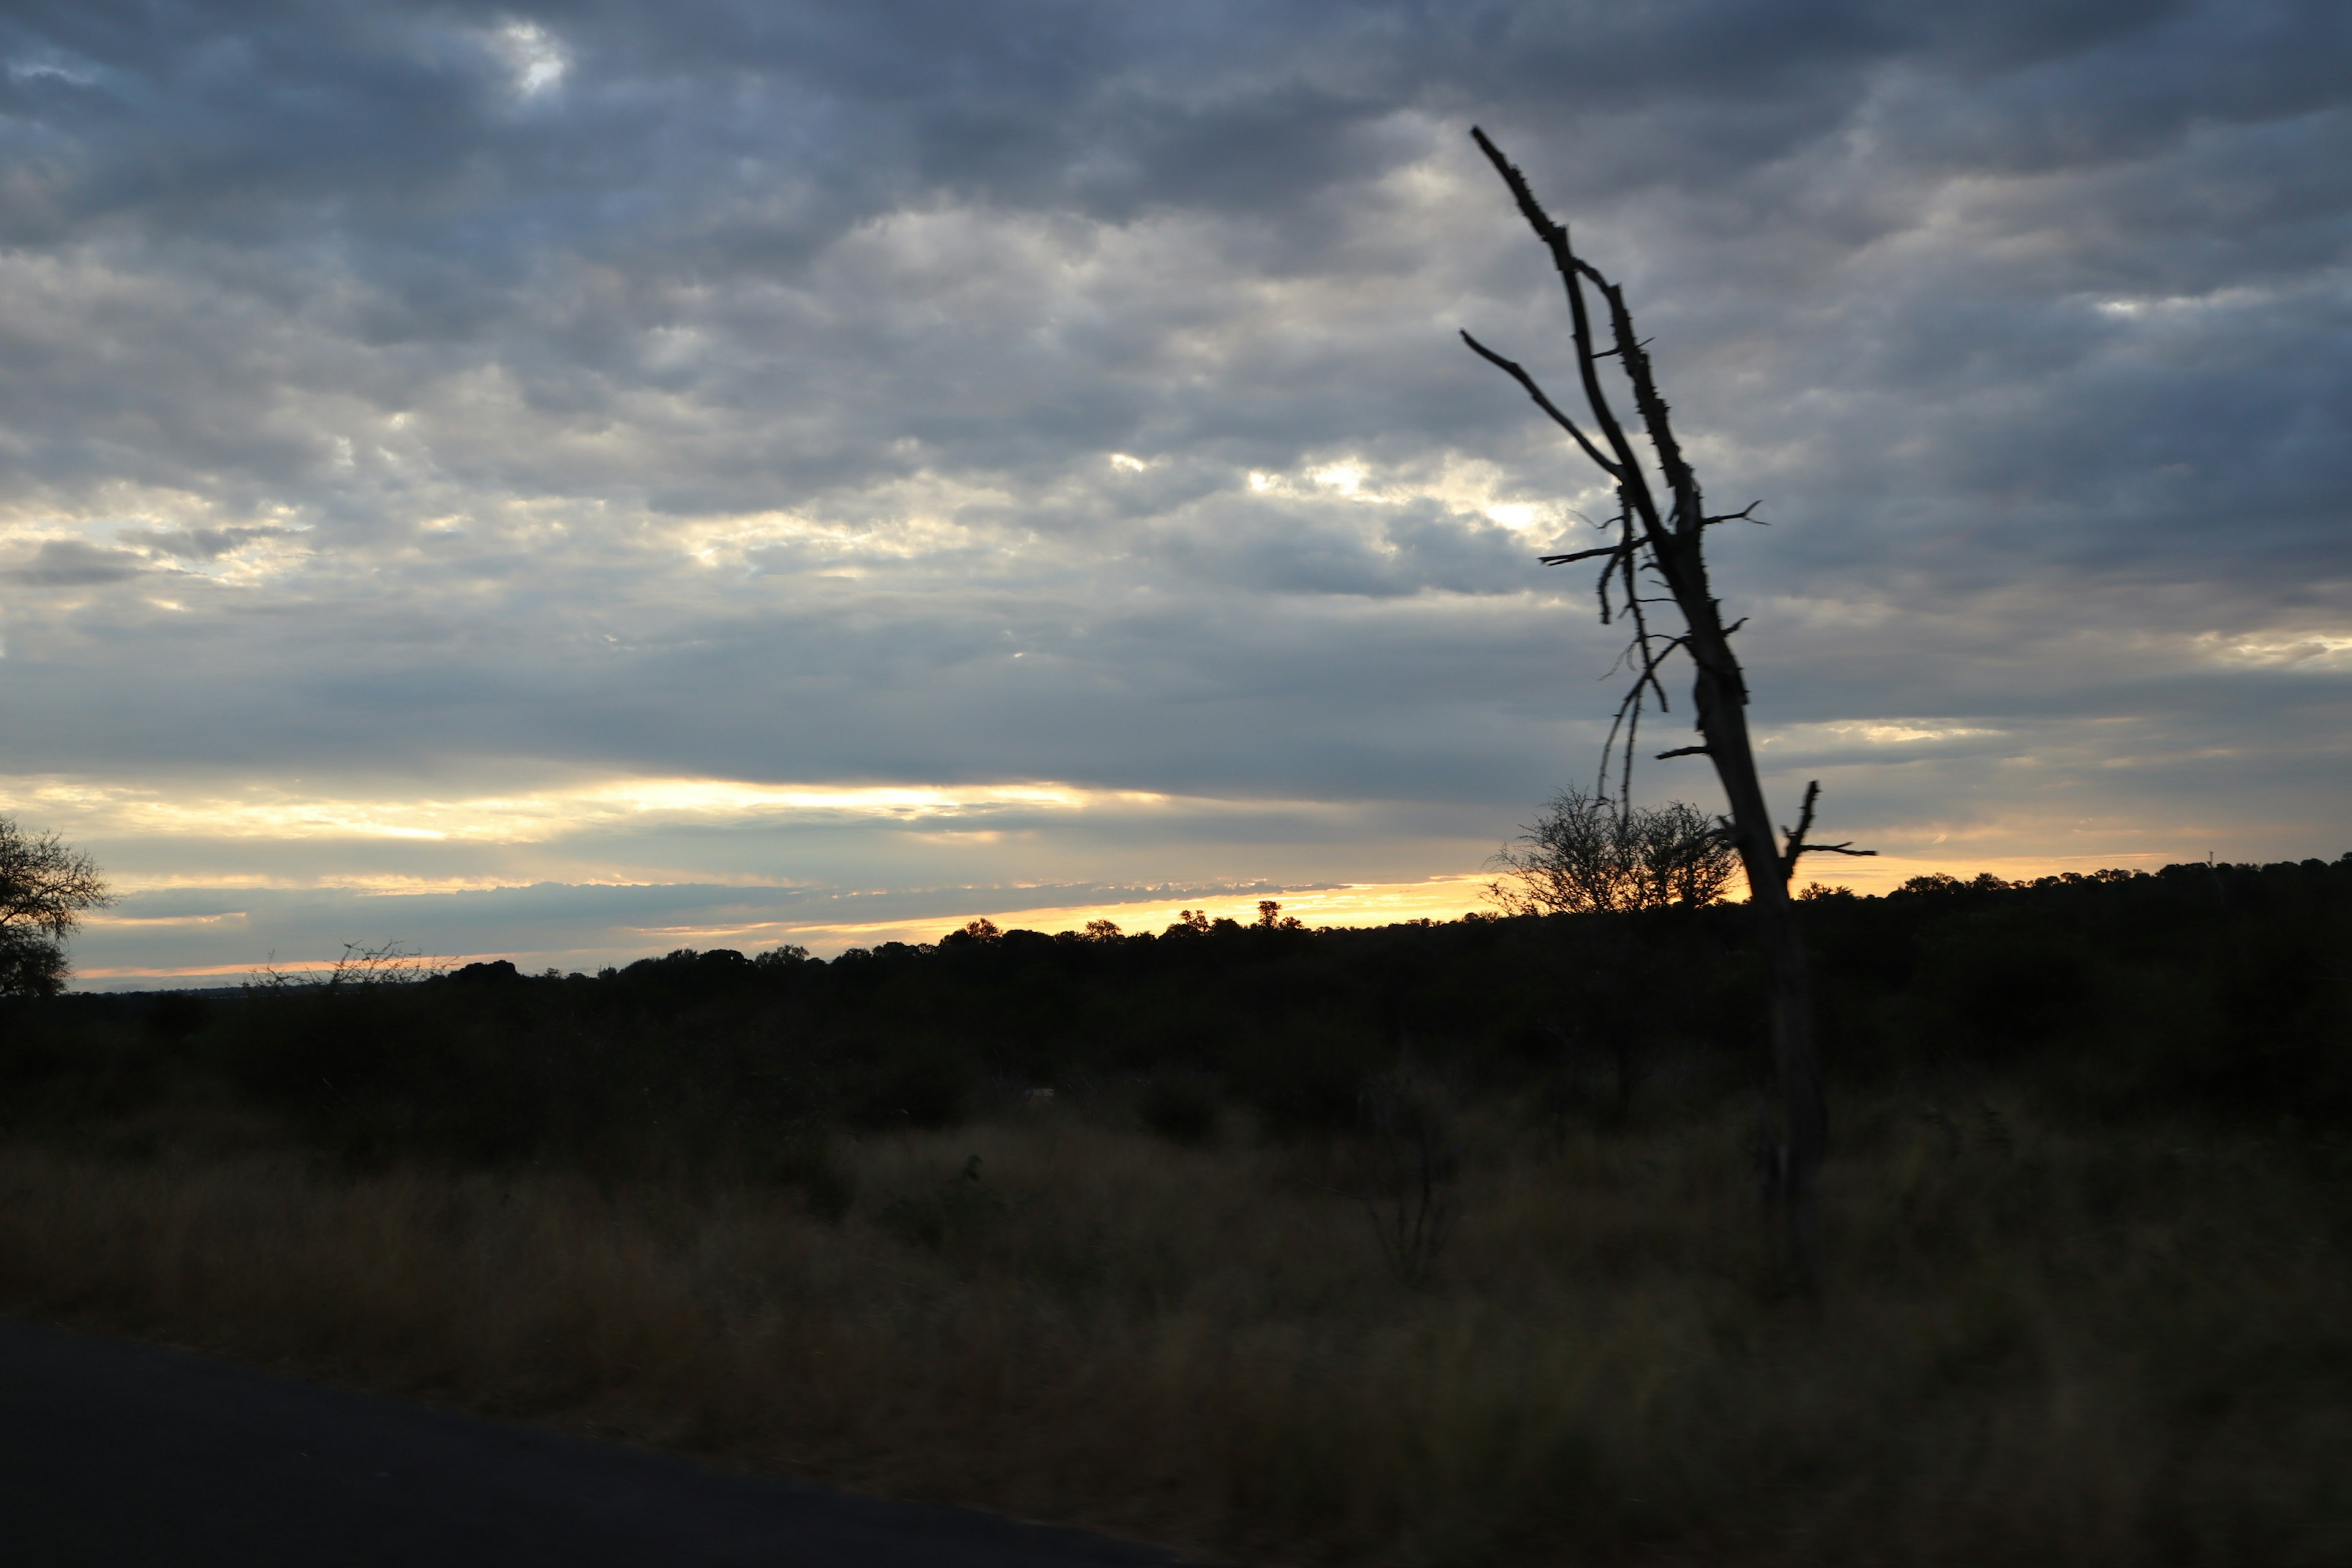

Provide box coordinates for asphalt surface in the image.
[0,1316,1196,1567]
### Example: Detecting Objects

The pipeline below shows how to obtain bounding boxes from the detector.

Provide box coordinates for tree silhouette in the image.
[1462,128,1872,1278]
[0,816,116,997]
[1490,788,1740,916]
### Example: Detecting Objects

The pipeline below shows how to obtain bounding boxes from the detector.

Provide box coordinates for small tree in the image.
[1489,789,1738,916]
[1349,1060,1461,1289]
[1462,129,1872,1277]
[0,817,116,997]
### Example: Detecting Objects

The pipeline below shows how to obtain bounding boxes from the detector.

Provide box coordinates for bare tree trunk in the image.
[1677,541,1825,1274]
[1462,129,1866,1283]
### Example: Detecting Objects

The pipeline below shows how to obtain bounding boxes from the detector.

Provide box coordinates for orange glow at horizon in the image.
[70,847,2193,986]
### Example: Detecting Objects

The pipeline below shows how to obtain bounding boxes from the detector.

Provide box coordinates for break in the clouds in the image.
[0,1,2345,982]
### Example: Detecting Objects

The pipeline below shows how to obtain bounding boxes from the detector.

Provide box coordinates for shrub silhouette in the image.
[1488,789,1738,916]
[0,816,115,997]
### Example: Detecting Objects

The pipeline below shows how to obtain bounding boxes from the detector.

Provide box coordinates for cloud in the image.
[113,524,288,560]
[0,0,2344,979]
[4,537,146,584]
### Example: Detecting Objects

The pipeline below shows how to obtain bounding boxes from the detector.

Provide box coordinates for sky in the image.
[1,1,2346,985]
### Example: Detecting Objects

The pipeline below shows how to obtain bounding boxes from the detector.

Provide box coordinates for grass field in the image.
[4,1080,2344,1566]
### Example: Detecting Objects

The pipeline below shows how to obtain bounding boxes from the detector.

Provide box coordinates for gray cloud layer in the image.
[1,1,2345,976]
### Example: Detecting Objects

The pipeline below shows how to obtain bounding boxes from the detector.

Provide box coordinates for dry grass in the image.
[1,1094,2345,1566]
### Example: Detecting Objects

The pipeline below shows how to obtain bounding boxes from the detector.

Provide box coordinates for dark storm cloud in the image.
[1,0,2346,976]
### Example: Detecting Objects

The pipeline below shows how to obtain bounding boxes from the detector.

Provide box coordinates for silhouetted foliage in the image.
[1489,789,1740,915]
[2,854,2346,1178]
[0,817,115,997]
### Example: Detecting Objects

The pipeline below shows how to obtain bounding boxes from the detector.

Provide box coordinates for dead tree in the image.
[1460,127,1871,1279]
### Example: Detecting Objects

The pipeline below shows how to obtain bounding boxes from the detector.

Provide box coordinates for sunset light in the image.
[1,6,2344,1560]
[0,1,2340,994]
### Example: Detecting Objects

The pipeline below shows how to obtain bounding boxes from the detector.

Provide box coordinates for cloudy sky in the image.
[1,1,2345,984]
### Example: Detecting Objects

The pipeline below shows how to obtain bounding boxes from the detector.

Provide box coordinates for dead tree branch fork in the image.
[1462,126,1872,1280]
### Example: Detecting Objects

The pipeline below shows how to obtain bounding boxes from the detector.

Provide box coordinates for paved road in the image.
[0,1317,1197,1567]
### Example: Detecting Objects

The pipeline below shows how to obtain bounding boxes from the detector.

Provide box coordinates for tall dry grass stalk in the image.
[1,1098,2345,1566]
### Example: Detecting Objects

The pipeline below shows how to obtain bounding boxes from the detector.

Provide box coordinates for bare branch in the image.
[1538,543,1631,566]
[1468,125,1569,252]
[1777,779,1876,881]
[1654,744,1711,760]
[1593,506,1638,627]
[1630,632,1689,693]
[1460,332,1624,479]
[1619,699,1641,807]
[1777,780,1822,879]
[1468,127,1668,549]
[1596,631,1689,806]
[1612,507,1667,701]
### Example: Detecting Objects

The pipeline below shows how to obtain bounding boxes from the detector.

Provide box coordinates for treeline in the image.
[5,855,2348,1178]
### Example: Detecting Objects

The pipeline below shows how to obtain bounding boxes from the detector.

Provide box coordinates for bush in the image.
[1488,789,1738,914]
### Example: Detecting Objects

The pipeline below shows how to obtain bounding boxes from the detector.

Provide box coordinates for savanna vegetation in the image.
[0,815,115,998]
[2,857,2349,1564]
